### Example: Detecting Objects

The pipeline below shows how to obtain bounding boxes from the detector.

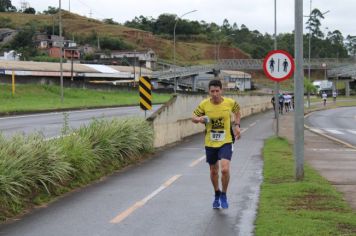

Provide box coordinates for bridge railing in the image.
[328,64,356,77]
[150,58,355,80]
[218,58,356,70]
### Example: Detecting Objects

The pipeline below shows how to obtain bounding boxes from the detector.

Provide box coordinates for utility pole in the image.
[294,0,304,181]
[307,0,312,108]
[273,0,280,136]
[173,10,197,93]
[59,0,64,103]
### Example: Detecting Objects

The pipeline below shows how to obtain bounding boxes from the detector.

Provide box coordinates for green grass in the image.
[255,137,356,236]
[0,117,153,222]
[0,84,171,114]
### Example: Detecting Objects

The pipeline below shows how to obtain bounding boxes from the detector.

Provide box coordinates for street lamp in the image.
[59,0,63,103]
[305,0,329,107]
[217,33,235,61]
[173,10,197,93]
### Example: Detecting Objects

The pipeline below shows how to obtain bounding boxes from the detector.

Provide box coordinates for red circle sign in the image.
[263,50,295,82]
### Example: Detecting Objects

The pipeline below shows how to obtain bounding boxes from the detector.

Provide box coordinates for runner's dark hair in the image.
[208,79,222,89]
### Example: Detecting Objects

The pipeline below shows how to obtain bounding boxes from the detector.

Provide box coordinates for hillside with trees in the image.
[124,9,355,59]
[0,0,355,65]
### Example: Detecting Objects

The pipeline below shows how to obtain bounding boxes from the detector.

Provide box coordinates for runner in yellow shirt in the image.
[192,79,241,209]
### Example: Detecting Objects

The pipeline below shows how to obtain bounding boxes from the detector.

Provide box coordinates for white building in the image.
[0,50,21,61]
[221,70,252,91]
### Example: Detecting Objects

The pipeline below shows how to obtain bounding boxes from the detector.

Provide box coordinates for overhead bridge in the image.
[151,58,355,81]
[328,64,356,78]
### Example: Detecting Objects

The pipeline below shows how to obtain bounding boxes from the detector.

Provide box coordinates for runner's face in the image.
[209,86,222,103]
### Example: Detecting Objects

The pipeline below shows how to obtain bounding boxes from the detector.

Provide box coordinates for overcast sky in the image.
[15,0,355,37]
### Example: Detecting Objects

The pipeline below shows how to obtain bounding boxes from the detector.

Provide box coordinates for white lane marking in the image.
[310,128,324,134]
[309,148,356,152]
[241,128,248,133]
[324,129,344,135]
[0,106,152,121]
[189,155,205,167]
[110,175,182,224]
[249,122,257,127]
[347,130,356,135]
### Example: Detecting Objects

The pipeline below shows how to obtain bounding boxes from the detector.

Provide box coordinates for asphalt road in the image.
[305,106,356,146]
[0,105,160,139]
[0,111,274,236]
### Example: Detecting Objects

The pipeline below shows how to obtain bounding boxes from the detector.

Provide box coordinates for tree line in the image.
[1,0,355,60]
[124,10,356,59]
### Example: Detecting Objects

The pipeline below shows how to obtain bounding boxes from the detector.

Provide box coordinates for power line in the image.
[71,0,107,19]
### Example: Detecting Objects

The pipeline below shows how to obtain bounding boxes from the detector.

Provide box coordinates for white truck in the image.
[312,80,333,96]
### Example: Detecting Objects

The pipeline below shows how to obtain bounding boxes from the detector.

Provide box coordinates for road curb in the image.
[304,110,356,150]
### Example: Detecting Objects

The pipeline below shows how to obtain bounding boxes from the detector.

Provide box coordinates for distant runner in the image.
[192,79,241,209]
[322,91,327,106]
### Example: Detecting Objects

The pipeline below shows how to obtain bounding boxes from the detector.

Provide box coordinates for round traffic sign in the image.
[263,50,295,82]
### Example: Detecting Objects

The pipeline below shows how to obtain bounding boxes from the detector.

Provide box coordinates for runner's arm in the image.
[233,110,241,140]
[192,115,205,124]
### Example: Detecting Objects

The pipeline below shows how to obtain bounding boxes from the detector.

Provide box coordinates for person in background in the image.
[332,90,337,103]
[271,96,275,112]
[322,91,327,106]
[278,94,284,114]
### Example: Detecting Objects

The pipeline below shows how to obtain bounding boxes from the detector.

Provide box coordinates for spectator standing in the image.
[332,90,337,103]
[278,94,284,114]
[322,91,327,106]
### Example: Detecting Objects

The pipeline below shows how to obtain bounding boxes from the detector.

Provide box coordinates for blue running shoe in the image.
[213,194,220,209]
[220,193,229,209]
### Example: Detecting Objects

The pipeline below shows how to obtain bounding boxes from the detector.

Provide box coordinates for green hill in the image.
[0,11,250,65]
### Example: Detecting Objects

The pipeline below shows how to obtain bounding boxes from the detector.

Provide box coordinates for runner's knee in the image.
[221,166,230,176]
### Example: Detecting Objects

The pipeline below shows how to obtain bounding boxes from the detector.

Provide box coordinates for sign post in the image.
[139,76,152,117]
[263,49,295,136]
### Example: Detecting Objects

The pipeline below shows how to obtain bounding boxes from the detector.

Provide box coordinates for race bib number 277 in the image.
[210,130,225,142]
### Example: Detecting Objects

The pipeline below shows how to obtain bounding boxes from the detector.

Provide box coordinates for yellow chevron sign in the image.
[139,76,152,110]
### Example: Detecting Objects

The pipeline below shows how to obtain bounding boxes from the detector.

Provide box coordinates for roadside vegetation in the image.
[0,84,171,114]
[0,117,154,222]
[255,137,356,235]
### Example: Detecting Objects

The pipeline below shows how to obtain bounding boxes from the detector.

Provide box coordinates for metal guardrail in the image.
[218,58,356,70]
[328,64,356,77]
[151,58,356,80]
[152,65,214,80]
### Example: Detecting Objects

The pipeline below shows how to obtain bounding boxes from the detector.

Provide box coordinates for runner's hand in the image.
[234,126,241,140]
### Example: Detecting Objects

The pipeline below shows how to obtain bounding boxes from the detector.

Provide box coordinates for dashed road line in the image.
[189,155,205,167]
[347,130,356,135]
[241,128,248,133]
[110,175,182,224]
[249,122,257,127]
[324,129,344,135]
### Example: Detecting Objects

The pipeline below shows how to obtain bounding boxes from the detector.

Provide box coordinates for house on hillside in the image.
[99,49,157,69]
[35,33,80,60]
[0,28,16,44]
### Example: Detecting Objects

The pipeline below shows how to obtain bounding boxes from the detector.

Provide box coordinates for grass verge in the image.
[0,84,171,114]
[255,137,356,236]
[0,117,153,222]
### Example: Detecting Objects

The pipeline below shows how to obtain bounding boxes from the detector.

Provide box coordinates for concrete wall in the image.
[148,94,272,148]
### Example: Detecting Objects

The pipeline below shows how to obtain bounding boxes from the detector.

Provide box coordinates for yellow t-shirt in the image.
[193,97,240,148]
